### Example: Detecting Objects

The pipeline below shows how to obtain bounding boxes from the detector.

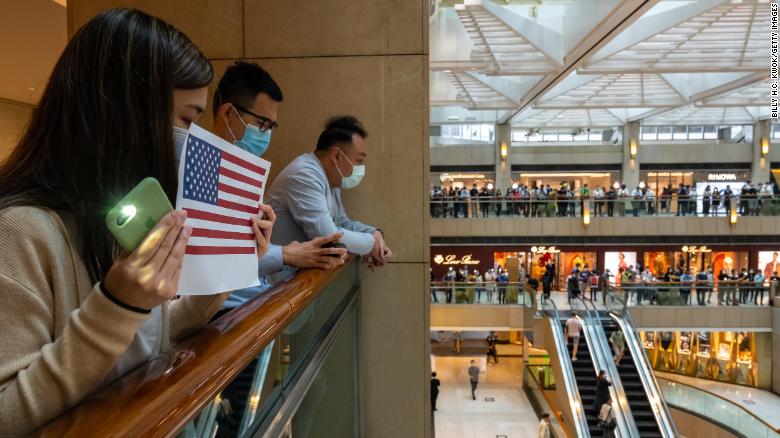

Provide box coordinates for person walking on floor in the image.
[468,360,480,400]
[537,413,551,438]
[564,313,583,361]
[430,372,440,412]
[593,370,612,415]
[486,332,499,364]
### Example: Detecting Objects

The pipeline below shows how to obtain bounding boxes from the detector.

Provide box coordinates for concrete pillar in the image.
[752,119,771,184]
[622,121,640,189]
[495,123,513,190]
[70,2,430,436]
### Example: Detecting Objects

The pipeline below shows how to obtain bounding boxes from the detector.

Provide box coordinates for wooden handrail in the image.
[37,257,356,437]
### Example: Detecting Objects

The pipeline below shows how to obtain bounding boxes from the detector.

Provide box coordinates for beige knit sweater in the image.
[0,207,227,436]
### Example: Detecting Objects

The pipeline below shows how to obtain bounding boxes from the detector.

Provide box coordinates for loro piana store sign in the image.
[433,254,480,265]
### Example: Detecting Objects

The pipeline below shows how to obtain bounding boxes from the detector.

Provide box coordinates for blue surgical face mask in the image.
[228,105,272,157]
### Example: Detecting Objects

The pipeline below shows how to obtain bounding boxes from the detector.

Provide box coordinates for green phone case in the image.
[106,177,174,252]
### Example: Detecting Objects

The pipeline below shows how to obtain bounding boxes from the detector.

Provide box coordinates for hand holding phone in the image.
[106,177,173,251]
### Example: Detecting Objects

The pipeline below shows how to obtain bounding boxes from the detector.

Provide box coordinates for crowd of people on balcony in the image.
[429,181,779,218]
[431,262,780,307]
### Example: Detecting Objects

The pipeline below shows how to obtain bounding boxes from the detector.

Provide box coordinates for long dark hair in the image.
[0,8,213,281]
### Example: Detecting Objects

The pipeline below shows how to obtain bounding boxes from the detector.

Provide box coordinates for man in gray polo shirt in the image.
[266,116,391,267]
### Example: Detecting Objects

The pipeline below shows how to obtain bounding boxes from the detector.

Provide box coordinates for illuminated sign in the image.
[433,254,481,265]
[681,245,712,254]
[707,173,737,181]
[531,246,561,254]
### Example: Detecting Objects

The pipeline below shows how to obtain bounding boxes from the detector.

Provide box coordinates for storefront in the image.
[431,244,780,286]
[640,169,751,194]
[642,247,749,278]
[640,330,771,389]
[511,171,619,191]
[432,172,496,190]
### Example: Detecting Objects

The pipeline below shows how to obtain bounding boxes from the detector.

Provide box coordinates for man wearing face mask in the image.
[267,115,391,268]
[194,61,348,315]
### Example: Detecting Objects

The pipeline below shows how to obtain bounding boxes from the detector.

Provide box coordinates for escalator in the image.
[562,316,603,437]
[600,313,663,438]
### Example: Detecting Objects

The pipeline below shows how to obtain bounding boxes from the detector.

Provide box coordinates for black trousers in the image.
[431,393,438,411]
[470,380,478,399]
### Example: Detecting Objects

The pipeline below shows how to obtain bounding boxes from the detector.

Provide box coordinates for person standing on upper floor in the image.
[209,61,348,315]
[711,187,721,216]
[617,184,629,217]
[645,185,656,215]
[579,183,590,218]
[702,185,712,216]
[688,185,698,216]
[447,186,456,217]
[593,185,605,216]
[470,183,479,218]
[497,269,509,304]
[680,270,693,305]
[660,185,670,214]
[723,185,733,216]
[696,268,710,306]
[676,184,687,216]
[479,185,490,218]
[495,188,503,217]
[430,372,441,412]
[606,185,616,217]
[484,267,496,302]
[753,270,766,305]
[468,360,480,400]
[631,186,643,217]
[740,181,750,216]
[266,116,392,269]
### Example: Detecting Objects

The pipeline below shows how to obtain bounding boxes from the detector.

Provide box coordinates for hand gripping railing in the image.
[572,297,640,437]
[606,287,680,438]
[538,296,591,437]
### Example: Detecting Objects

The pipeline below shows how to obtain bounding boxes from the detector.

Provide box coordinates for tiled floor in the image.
[432,355,542,438]
[657,371,780,430]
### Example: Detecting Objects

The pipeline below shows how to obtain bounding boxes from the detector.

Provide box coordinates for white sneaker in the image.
[572,357,578,361]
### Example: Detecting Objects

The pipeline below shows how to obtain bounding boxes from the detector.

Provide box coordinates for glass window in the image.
[543,131,558,142]
[528,130,542,142]
[657,126,673,140]
[573,129,588,141]
[673,126,687,140]
[688,125,703,140]
[703,125,717,139]
[558,131,573,141]
[730,125,743,138]
[772,125,780,139]
[641,126,657,141]
[588,129,603,141]
[512,130,527,142]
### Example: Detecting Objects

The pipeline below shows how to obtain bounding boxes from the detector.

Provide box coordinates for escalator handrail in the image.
[572,297,640,438]
[607,286,680,438]
[539,297,591,438]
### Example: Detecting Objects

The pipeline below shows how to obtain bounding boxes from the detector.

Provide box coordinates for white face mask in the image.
[335,148,365,189]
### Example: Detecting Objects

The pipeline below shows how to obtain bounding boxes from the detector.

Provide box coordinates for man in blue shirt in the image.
[679,270,693,305]
[210,61,348,314]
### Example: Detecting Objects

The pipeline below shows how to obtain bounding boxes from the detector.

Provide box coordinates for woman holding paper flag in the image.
[0,9,274,435]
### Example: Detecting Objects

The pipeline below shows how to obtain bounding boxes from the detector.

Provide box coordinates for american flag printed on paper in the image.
[175,123,271,295]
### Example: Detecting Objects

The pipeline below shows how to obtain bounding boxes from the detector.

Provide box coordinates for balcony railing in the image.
[429,281,535,306]
[428,195,780,218]
[39,258,360,437]
[431,280,779,308]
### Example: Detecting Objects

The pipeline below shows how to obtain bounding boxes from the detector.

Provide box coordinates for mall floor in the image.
[432,355,540,438]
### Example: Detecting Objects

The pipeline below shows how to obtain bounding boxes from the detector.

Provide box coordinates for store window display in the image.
[640,330,769,389]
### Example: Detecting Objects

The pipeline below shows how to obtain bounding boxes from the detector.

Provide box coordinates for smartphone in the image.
[106,177,174,252]
[322,241,348,258]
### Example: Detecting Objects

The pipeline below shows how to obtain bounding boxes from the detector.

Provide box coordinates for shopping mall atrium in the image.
[0,0,778,437]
